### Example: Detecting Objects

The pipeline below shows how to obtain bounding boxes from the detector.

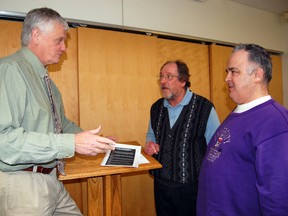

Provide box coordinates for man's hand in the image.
[75,126,116,156]
[144,141,160,155]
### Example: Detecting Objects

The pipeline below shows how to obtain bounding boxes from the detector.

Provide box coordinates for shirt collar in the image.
[234,95,272,113]
[20,47,47,78]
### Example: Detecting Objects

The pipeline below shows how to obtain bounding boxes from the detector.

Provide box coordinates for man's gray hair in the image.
[21,7,69,46]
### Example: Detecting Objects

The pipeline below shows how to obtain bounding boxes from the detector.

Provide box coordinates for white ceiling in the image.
[231,0,288,14]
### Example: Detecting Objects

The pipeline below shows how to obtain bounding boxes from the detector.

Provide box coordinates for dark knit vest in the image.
[150,93,213,184]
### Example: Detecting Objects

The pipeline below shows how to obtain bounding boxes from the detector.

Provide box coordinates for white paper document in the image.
[101,143,149,168]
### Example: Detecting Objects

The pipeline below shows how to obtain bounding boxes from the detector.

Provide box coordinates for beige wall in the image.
[1,0,287,108]
[0,0,286,51]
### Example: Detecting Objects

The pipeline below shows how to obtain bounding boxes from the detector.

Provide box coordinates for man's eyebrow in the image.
[226,67,237,72]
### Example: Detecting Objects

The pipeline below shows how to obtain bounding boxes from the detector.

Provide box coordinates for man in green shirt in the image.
[0,7,115,215]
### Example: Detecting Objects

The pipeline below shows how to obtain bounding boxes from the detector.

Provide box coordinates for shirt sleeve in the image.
[204,107,220,143]
[146,120,156,143]
[255,133,288,215]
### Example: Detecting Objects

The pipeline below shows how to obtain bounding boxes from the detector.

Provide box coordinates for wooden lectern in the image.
[59,141,161,216]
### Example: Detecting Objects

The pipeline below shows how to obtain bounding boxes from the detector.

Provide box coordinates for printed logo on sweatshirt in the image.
[207,127,230,162]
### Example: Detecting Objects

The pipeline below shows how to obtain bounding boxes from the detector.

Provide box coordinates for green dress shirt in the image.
[0,47,82,172]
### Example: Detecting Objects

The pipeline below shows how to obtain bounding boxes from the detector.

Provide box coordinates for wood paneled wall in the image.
[269,55,283,105]
[209,45,235,122]
[77,27,210,216]
[0,20,283,216]
[157,38,210,98]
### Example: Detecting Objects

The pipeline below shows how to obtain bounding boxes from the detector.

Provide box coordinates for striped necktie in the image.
[44,73,66,175]
[44,73,62,134]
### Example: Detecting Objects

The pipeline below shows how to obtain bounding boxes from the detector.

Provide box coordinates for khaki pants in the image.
[0,169,82,216]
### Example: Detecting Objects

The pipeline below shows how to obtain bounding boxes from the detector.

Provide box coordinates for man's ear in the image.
[31,27,40,45]
[253,67,264,82]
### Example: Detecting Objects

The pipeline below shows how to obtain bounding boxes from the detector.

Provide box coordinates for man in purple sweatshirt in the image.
[197,43,288,216]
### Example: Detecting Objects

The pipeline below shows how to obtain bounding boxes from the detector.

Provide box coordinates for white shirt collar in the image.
[234,95,272,113]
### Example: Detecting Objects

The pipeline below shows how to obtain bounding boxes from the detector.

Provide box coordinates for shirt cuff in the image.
[57,134,75,158]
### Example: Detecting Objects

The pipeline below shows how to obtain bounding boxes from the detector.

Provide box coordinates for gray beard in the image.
[163,93,174,100]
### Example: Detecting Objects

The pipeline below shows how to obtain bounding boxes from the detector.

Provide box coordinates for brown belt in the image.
[23,166,55,174]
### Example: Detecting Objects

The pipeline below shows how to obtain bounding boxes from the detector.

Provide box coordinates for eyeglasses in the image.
[157,74,179,81]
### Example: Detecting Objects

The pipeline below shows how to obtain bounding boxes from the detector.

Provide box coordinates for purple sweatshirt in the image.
[197,99,288,216]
